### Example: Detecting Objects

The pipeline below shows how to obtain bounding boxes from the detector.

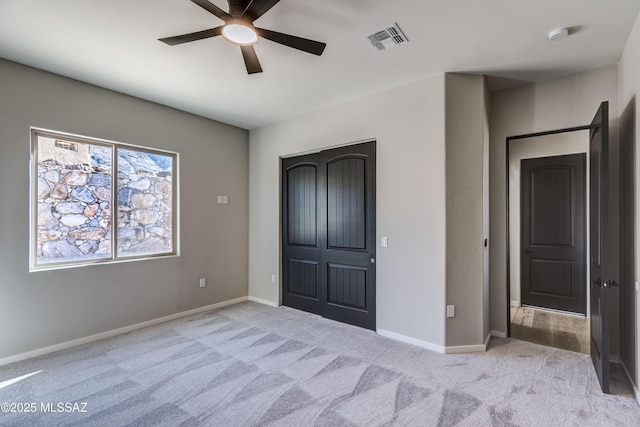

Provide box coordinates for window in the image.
[31,129,178,270]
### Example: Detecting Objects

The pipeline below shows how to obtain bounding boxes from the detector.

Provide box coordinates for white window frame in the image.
[30,128,179,271]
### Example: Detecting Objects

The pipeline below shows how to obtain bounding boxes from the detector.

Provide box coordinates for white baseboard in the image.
[484,332,492,348]
[445,343,487,354]
[510,300,521,307]
[444,332,492,354]
[376,329,445,354]
[248,296,279,307]
[491,330,507,339]
[376,329,491,354]
[0,296,249,367]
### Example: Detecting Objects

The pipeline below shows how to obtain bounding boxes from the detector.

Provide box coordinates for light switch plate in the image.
[446,305,455,318]
[381,236,388,247]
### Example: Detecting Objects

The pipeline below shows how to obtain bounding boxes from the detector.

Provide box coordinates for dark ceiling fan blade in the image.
[256,28,326,55]
[159,27,224,45]
[191,0,231,21]
[240,45,263,74]
[227,0,250,17]
[242,0,280,21]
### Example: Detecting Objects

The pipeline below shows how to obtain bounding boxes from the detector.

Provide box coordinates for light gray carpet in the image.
[1,301,639,426]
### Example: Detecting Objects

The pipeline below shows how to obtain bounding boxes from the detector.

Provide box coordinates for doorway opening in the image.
[506,102,630,395]
[510,306,589,353]
[506,127,590,354]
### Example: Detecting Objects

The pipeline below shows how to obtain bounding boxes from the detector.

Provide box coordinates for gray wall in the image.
[445,74,489,347]
[249,76,448,349]
[619,10,640,390]
[250,73,492,351]
[483,83,491,341]
[0,59,249,360]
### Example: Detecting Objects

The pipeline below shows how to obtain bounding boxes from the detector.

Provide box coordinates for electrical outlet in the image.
[446,305,455,318]
[199,278,206,288]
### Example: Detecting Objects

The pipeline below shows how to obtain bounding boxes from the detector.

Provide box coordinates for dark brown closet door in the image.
[282,142,376,330]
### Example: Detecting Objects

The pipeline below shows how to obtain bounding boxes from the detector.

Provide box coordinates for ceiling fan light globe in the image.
[222,24,258,46]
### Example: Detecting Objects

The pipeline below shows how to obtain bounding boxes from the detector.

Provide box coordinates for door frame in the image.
[505,126,589,337]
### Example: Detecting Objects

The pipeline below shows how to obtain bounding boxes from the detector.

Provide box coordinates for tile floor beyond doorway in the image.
[511,306,590,354]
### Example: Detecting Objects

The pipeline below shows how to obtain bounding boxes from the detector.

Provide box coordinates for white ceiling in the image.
[1,0,639,130]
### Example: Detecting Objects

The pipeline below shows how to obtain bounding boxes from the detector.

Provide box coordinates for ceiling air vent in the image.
[363,23,408,52]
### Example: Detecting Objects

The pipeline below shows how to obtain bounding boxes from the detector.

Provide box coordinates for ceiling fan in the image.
[159,0,327,74]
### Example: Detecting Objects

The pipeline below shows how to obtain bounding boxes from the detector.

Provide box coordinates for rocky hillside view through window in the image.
[35,134,175,267]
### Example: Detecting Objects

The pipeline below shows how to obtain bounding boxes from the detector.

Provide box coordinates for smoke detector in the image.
[364,23,409,52]
[548,27,569,42]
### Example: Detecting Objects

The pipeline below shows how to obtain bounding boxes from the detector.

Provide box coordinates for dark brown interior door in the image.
[520,154,586,314]
[590,101,611,394]
[282,142,376,330]
[281,153,322,315]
